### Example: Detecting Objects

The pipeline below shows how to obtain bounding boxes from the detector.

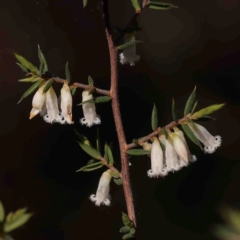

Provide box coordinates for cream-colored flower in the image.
[60,83,73,124]
[29,83,46,119]
[147,137,167,178]
[119,33,140,66]
[142,141,152,151]
[188,122,222,154]
[80,90,101,127]
[90,170,112,206]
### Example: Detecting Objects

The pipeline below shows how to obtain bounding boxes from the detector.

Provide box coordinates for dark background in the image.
[0,0,240,239]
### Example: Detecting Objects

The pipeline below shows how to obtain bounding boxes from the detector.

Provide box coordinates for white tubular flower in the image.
[60,83,73,124]
[90,170,112,206]
[43,87,61,124]
[170,131,189,163]
[173,127,197,162]
[30,84,46,119]
[147,137,167,178]
[188,122,222,154]
[142,142,152,151]
[80,90,101,127]
[159,134,166,146]
[119,33,140,66]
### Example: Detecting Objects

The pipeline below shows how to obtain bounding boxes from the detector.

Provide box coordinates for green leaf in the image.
[76,161,103,172]
[148,2,177,10]
[104,144,114,165]
[122,233,134,239]
[18,80,44,104]
[191,103,225,119]
[130,228,136,235]
[16,63,29,73]
[114,178,122,185]
[161,127,169,139]
[172,98,177,122]
[220,208,240,232]
[0,201,5,222]
[11,208,27,221]
[191,100,198,114]
[95,96,112,104]
[117,41,142,50]
[126,149,150,156]
[193,116,216,122]
[71,87,77,96]
[184,86,196,116]
[74,130,92,146]
[18,76,40,83]
[88,76,94,86]
[77,98,95,106]
[181,124,202,149]
[65,62,71,83]
[120,226,130,233]
[83,0,87,7]
[122,213,132,227]
[43,78,54,93]
[87,159,95,165]
[214,225,240,240]
[3,213,33,233]
[38,45,48,74]
[108,170,119,178]
[14,53,38,75]
[78,142,101,160]
[131,0,141,11]
[151,104,158,131]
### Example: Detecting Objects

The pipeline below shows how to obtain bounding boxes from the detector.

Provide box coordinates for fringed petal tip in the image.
[191,155,197,162]
[80,117,101,127]
[89,194,111,206]
[147,169,168,178]
[204,136,222,154]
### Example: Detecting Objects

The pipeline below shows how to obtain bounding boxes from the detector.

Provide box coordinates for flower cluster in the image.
[30,84,101,127]
[146,124,221,178]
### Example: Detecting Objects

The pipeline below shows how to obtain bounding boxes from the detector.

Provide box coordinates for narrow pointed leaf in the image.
[43,78,54,93]
[117,41,142,50]
[16,63,29,73]
[87,159,95,165]
[83,0,87,7]
[181,124,202,149]
[3,213,33,233]
[130,228,136,234]
[126,149,150,156]
[11,208,27,221]
[71,87,77,96]
[151,104,158,131]
[95,96,112,104]
[18,80,43,104]
[172,98,177,122]
[191,103,225,119]
[65,62,71,83]
[78,142,101,160]
[184,86,196,116]
[122,233,134,239]
[88,76,94,86]
[77,99,95,106]
[131,0,141,11]
[108,170,119,178]
[0,201,5,222]
[38,45,48,73]
[148,2,178,10]
[18,76,40,83]
[96,129,101,152]
[74,130,92,146]
[6,212,14,223]
[162,127,169,139]
[76,161,103,172]
[114,178,122,185]
[120,226,130,233]
[104,144,114,165]
[193,116,216,122]
[191,100,198,114]
[14,53,38,75]
[122,213,132,227]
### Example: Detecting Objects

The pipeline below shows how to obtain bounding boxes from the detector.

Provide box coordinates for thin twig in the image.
[99,156,122,178]
[126,115,190,150]
[53,77,110,96]
[114,0,149,44]
[102,0,137,226]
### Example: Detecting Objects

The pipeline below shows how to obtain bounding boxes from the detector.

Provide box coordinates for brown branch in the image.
[126,115,190,150]
[53,77,110,96]
[114,0,149,44]
[99,156,122,178]
[102,0,137,227]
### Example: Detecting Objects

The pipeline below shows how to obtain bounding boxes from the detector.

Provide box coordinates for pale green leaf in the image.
[108,170,119,178]
[76,161,103,172]
[104,144,114,165]
[191,100,198,114]
[88,76,94,86]
[83,0,87,7]
[71,87,77,96]
[0,201,5,222]
[120,226,130,233]
[18,76,40,83]
[78,142,101,160]
[14,53,38,75]
[117,41,142,50]
[151,104,158,131]
[172,98,177,122]
[95,96,112,104]
[11,208,27,221]
[148,2,177,10]
[114,178,122,185]
[126,149,150,156]
[184,86,196,116]
[77,99,95,106]
[122,233,134,239]
[122,213,132,227]
[16,63,29,73]
[38,45,48,74]
[131,0,141,11]
[130,228,136,234]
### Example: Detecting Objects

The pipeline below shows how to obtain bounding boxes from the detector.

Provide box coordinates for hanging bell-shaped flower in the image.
[29,83,46,119]
[60,82,73,124]
[119,33,140,66]
[90,170,112,206]
[80,90,101,127]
